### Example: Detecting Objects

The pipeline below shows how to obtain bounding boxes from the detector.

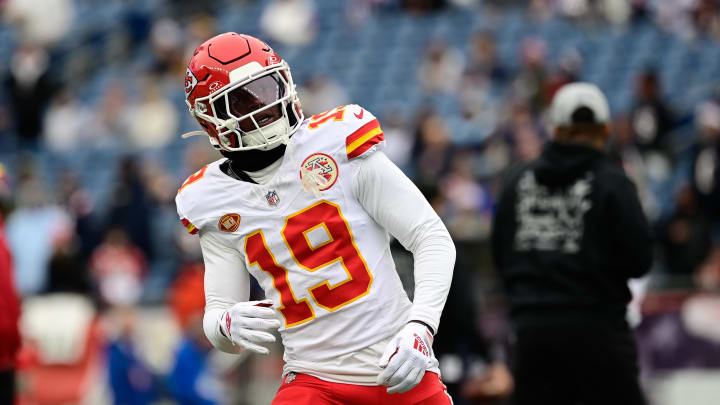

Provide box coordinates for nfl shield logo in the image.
[265,190,280,207]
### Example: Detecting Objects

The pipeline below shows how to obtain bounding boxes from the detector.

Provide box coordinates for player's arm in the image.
[354,151,455,333]
[353,151,455,393]
[200,231,280,354]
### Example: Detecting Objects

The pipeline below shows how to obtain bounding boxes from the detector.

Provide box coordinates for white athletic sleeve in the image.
[200,230,250,354]
[353,152,455,334]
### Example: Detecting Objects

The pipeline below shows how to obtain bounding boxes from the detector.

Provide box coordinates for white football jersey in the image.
[176,105,416,379]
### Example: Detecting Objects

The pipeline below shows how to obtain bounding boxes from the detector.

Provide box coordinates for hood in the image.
[533,141,606,186]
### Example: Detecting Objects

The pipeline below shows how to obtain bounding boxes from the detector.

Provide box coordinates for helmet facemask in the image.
[191,62,303,152]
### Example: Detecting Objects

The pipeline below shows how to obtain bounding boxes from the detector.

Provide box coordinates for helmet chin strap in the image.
[240,115,290,150]
[180,131,205,139]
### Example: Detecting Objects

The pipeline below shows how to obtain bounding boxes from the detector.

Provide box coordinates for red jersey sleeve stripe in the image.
[181,218,199,235]
[347,132,385,160]
[345,119,380,146]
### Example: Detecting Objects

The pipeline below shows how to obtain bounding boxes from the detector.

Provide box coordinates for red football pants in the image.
[271,371,453,405]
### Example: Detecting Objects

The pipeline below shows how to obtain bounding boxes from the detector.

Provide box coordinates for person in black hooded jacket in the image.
[491,83,652,405]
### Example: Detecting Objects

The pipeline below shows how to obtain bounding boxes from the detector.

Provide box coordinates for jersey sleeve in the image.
[341,105,386,160]
[175,165,210,236]
[353,152,455,334]
[200,217,250,354]
[176,194,200,236]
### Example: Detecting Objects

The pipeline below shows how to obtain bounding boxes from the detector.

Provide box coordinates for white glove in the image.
[376,322,434,394]
[218,299,281,355]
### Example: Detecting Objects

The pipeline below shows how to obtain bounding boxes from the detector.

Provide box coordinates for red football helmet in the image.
[183,32,303,152]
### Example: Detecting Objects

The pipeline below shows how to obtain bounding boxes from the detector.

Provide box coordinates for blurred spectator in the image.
[0,164,11,218]
[692,0,720,41]
[345,0,387,28]
[168,264,206,332]
[459,31,505,134]
[500,101,544,163]
[166,0,217,19]
[4,45,55,150]
[90,228,146,307]
[2,0,73,46]
[0,165,20,405]
[441,152,493,242]
[127,78,178,150]
[527,0,555,22]
[448,0,480,7]
[463,31,508,86]
[6,170,73,295]
[608,115,659,219]
[106,308,158,405]
[459,85,500,143]
[478,136,512,178]
[657,186,712,288]
[42,89,93,153]
[381,110,414,170]
[512,37,548,113]
[143,162,184,302]
[297,74,349,116]
[260,0,317,47]
[150,18,186,77]
[543,47,583,105]
[106,157,154,261]
[122,0,153,48]
[434,267,512,405]
[45,220,89,295]
[602,0,633,26]
[167,265,223,405]
[402,0,447,14]
[417,39,464,94]
[630,69,674,157]
[651,0,698,40]
[184,14,218,55]
[691,96,720,226]
[89,81,131,149]
[492,83,651,405]
[411,113,455,187]
[55,169,98,261]
[696,244,720,290]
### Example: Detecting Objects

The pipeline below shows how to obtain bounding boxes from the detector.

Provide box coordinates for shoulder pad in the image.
[176,164,210,235]
[178,165,210,195]
[345,113,384,160]
[305,104,385,160]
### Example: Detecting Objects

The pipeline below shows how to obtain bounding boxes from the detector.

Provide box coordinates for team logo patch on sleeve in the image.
[218,213,241,232]
[300,153,339,191]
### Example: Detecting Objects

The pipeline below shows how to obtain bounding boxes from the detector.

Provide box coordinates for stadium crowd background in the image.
[2,0,720,404]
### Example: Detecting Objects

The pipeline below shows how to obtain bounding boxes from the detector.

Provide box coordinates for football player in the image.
[177,33,455,405]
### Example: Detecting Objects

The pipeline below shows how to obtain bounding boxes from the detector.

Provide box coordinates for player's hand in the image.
[376,322,434,394]
[218,299,281,355]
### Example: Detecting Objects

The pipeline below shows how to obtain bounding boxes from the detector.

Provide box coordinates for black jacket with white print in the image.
[491,141,653,328]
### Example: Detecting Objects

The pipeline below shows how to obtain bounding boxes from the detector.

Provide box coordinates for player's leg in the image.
[271,373,341,405]
[413,389,453,405]
[380,372,453,405]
